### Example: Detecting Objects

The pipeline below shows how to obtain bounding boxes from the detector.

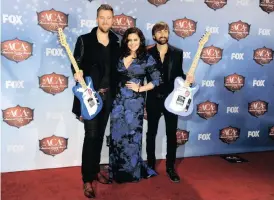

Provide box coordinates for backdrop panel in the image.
[1,0,274,172]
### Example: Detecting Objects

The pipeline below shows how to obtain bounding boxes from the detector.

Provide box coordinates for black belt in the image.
[98,88,109,100]
[98,88,109,94]
[156,93,166,99]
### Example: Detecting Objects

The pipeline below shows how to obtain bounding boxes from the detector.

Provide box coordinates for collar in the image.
[90,26,119,44]
[151,44,172,56]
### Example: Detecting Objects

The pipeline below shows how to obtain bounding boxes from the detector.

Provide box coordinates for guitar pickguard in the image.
[176,95,185,106]
[176,95,192,112]
[172,87,192,112]
[82,88,99,116]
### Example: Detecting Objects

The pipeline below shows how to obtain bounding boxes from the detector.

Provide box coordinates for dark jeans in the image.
[81,90,112,183]
[146,95,178,169]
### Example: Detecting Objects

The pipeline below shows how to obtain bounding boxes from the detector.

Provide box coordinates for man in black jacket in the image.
[146,21,194,183]
[72,4,120,199]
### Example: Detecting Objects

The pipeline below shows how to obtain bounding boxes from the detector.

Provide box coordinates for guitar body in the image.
[57,28,104,120]
[164,77,199,117]
[163,31,211,117]
[72,76,103,120]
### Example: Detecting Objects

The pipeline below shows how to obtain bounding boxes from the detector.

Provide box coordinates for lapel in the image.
[89,27,119,63]
[167,45,174,81]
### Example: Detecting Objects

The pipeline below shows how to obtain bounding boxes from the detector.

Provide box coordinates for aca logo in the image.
[172,17,197,39]
[39,135,68,156]
[39,73,69,95]
[224,73,245,93]
[269,126,274,140]
[204,0,227,10]
[259,0,274,14]
[219,126,240,144]
[148,0,169,6]
[37,9,68,32]
[197,101,218,120]
[112,14,136,36]
[2,105,34,128]
[1,38,33,63]
[248,100,268,118]
[200,45,223,65]
[228,20,250,41]
[253,47,273,66]
[176,129,190,146]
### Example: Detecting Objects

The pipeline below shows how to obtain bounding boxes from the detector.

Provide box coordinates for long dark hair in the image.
[120,27,147,60]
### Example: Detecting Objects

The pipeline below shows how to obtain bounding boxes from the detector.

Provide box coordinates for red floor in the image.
[2,151,274,200]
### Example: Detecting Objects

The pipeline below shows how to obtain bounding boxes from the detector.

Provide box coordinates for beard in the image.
[155,37,168,45]
[98,25,110,33]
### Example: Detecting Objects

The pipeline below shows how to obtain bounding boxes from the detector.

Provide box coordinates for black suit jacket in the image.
[146,44,186,100]
[71,27,120,117]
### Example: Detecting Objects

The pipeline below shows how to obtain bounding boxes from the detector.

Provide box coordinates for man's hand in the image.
[98,88,109,93]
[186,74,195,84]
[74,70,83,82]
[79,116,83,122]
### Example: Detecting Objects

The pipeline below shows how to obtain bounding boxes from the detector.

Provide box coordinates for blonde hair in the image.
[97,4,114,16]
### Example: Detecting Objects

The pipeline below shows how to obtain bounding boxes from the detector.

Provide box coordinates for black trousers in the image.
[146,95,178,169]
[81,91,112,183]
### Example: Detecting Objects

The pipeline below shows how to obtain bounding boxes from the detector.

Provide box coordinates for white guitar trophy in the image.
[164,31,211,117]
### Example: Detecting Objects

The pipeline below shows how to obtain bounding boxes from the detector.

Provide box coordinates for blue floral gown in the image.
[109,54,161,183]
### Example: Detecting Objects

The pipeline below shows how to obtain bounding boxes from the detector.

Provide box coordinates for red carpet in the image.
[2,151,274,200]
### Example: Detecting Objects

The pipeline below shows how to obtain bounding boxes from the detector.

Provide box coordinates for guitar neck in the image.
[189,47,203,75]
[65,46,87,90]
[184,45,203,87]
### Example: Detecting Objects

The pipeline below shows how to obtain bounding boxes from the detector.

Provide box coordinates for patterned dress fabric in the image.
[109,54,161,183]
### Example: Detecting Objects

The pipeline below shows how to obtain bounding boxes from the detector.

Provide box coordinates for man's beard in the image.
[98,25,110,33]
[156,37,168,45]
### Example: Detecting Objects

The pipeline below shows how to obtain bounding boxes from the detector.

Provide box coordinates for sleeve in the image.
[145,55,161,87]
[179,51,187,80]
[71,36,84,75]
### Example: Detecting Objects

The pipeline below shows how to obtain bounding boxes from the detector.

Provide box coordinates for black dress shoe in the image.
[166,168,180,183]
[148,164,155,170]
[96,172,112,184]
[83,182,95,198]
[147,160,156,170]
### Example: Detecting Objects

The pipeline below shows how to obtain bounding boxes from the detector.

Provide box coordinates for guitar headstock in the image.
[199,31,211,46]
[57,28,68,48]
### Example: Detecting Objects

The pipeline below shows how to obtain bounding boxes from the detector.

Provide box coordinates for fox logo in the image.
[2,14,23,25]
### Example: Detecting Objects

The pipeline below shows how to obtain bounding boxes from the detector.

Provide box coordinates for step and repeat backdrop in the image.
[1,0,274,172]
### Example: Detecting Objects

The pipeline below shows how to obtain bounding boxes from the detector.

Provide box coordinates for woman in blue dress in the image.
[109,27,161,183]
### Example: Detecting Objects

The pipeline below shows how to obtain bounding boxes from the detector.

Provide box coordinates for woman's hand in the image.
[125,81,140,92]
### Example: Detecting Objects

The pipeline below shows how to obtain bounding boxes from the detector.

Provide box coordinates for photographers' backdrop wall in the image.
[1,0,274,172]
